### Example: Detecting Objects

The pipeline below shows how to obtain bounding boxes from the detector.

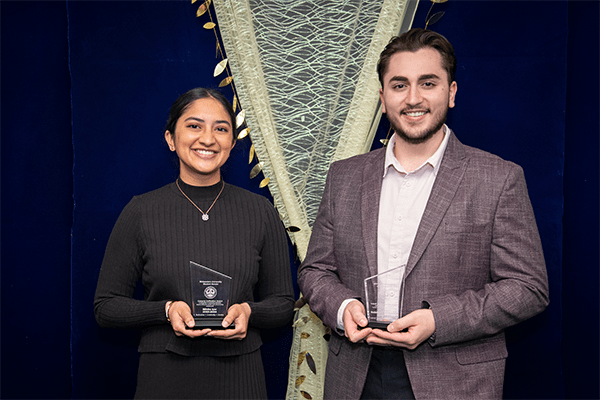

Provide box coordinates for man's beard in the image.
[389,106,449,145]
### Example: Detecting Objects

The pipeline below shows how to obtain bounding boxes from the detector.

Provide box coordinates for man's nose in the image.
[406,86,423,106]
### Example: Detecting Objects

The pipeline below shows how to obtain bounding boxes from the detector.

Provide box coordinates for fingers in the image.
[387,318,410,334]
[343,300,372,343]
[167,302,255,340]
[206,303,250,340]
[168,301,211,338]
[366,309,435,349]
[366,329,410,348]
[345,300,368,327]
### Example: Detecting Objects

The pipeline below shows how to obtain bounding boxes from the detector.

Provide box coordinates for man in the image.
[298,28,549,399]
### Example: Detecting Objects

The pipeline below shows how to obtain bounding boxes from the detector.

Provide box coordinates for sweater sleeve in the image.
[94,197,168,329]
[246,198,295,329]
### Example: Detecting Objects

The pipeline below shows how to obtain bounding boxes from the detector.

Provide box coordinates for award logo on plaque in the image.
[363,265,405,329]
[189,261,234,329]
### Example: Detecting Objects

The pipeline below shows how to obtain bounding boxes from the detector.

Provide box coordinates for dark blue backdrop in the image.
[2,1,598,399]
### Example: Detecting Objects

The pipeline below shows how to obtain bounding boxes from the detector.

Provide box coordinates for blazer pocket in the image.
[328,333,343,355]
[444,219,489,234]
[455,336,508,365]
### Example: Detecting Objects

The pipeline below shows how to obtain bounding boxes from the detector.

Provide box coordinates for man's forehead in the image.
[389,48,443,66]
[384,49,447,79]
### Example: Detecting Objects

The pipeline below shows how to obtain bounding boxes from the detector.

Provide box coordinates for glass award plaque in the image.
[189,261,234,329]
[363,265,405,330]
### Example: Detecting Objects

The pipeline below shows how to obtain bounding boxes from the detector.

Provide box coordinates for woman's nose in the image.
[197,130,216,145]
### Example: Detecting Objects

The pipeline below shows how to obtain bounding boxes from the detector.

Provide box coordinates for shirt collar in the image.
[383,125,451,177]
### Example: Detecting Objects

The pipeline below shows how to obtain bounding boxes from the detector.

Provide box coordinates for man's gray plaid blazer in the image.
[298,131,549,399]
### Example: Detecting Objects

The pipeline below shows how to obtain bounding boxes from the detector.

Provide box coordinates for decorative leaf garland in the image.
[192,0,299,233]
[425,0,448,30]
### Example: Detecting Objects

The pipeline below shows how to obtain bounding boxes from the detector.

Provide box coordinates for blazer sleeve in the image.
[427,164,549,346]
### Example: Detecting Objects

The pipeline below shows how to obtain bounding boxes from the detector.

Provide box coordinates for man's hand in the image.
[366,308,435,350]
[343,300,373,343]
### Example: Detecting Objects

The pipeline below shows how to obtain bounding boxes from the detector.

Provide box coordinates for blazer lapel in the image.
[406,132,468,276]
[361,150,385,278]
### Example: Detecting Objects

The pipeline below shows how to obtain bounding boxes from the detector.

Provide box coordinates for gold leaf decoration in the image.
[203,22,216,29]
[232,96,238,112]
[297,351,307,367]
[380,138,389,146]
[249,162,263,179]
[213,58,228,77]
[196,3,208,17]
[248,145,255,163]
[300,391,313,400]
[286,226,301,233]
[305,352,317,374]
[191,0,199,4]
[237,127,250,140]
[427,11,445,26]
[295,375,306,387]
[259,177,270,188]
[235,109,246,129]
[431,0,448,3]
[300,332,310,339]
[218,76,233,88]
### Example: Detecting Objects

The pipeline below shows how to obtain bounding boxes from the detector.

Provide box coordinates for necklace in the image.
[176,179,225,222]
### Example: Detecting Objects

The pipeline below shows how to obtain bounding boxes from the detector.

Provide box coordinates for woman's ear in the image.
[165,130,176,151]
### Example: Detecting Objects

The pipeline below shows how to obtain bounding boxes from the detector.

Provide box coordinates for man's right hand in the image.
[343,300,373,343]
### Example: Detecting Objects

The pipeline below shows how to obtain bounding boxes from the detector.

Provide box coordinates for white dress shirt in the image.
[337,126,450,329]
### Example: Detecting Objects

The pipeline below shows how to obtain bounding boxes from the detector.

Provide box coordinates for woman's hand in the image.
[167,301,212,338]
[206,303,251,340]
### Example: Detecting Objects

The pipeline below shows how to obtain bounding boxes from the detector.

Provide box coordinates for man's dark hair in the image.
[377,28,457,87]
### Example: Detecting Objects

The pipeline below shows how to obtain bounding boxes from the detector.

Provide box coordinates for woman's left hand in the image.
[206,303,251,340]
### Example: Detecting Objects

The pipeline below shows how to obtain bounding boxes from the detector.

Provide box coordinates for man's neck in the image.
[393,129,445,173]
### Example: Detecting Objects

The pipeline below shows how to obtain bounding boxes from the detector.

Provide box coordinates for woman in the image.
[94,87,295,399]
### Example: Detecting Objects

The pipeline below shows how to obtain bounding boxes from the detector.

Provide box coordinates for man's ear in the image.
[448,81,457,109]
[379,88,387,113]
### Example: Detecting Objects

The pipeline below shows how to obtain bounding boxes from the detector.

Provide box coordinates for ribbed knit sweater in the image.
[94,179,294,357]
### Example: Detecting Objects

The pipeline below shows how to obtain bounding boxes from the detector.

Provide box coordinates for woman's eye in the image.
[187,124,199,129]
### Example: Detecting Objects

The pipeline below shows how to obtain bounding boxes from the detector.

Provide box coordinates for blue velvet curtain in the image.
[2,1,598,399]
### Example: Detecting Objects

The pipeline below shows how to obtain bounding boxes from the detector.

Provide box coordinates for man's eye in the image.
[393,84,406,89]
[423,82,435,87]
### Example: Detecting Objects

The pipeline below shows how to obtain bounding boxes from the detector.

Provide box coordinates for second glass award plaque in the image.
[363,265,405,329]
[189,261,234,329]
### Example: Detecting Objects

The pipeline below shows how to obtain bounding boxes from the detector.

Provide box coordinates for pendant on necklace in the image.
[202,214,209,221]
